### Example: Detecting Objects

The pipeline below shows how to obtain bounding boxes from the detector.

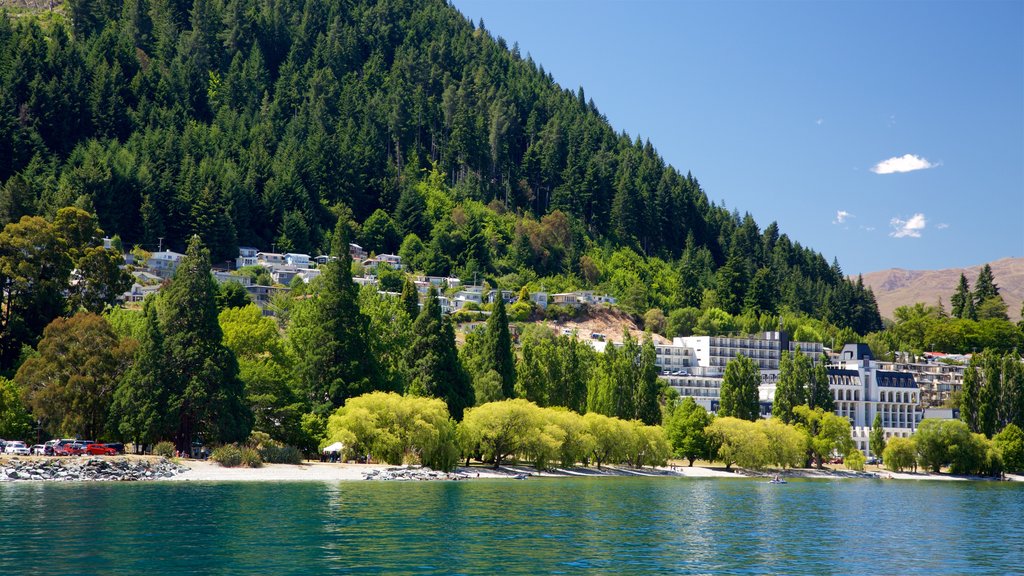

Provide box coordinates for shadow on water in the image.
[1,477,1022,575]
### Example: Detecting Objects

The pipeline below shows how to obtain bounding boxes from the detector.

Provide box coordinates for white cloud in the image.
[833,210,853,224]
[937,223,950,230]
[871,154,937,174]
[889,213,927,238]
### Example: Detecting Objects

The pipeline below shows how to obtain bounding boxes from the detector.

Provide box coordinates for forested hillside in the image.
[0,0,880,332]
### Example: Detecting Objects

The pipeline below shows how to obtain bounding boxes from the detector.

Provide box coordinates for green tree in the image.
[400,277,420,321]
[407,287,474,420]
[0,377,32,440]
[458,399,539,468]
[162,235,251,454]
[914,418,973,473]
[959,354,981,432]
[808,357,834,412]
[978,351,1002,437]
[794,404,854,469]
[719,354,760,421]
[883,437,917,472]
[635,334,663,425]
[773,350,807,423]
[69,246,133,313]
[869,412,886,459]
[483,294,516,399]
[290,219,383,414]
[324,392,457,471]
[993,423,1024,473]
[706,416,770,470]
[950,273,972,319]
[17,312,133,440]
[216,280,251,310]
[110,298,170,447]
[664,397,712,466]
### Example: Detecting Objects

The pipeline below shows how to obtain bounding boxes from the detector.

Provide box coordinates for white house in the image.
[236,247,259,269]
[146,250,185,279]
[285,253,311,268]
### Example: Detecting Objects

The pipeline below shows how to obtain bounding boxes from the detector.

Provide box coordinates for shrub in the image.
[153,441,175,458]
[211,445,243,467]
[883,437,917,472]
[259,444,303,464]
[240,447,263,468]
[845,450,866,471]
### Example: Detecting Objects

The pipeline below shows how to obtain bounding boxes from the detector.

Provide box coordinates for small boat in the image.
[769,479,787,484]
[513,473,529,480]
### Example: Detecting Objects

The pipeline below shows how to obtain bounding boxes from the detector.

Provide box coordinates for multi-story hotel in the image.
[654,333,921,455]
[654,331,824,412]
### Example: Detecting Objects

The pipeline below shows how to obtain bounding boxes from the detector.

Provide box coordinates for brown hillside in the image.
[860,257,1024,322]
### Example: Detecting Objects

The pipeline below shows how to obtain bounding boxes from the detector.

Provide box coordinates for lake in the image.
[1,477,1021,575]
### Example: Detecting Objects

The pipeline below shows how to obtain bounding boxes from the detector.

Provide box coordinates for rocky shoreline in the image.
[0,456,187,482]
[362,465,473,481]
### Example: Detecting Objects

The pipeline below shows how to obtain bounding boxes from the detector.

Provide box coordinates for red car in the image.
[85,443,117,456]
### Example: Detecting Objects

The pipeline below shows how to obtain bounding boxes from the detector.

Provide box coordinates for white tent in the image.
[322,442,344,453]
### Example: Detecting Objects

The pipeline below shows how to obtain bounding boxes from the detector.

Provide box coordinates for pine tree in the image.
[951,273,971,319]
[110,297,169,447]
[974,264,999,303]
[407,287,474,420]
[291,219,383,414]
[483,294,516,399]
[161,235,251,453]
[720,354,760,421]
[400,277,420,321]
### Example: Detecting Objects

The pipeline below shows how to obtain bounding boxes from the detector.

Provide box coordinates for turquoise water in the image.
[1,477,1021,575]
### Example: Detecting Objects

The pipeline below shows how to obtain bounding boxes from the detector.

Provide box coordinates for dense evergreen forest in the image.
[0,0,881,334]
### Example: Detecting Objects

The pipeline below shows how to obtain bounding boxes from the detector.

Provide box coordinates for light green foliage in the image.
[545,408,595,468]
[757,418,807,469]
[358,285,414,393]
[719,354,760,421]
[643,308,666,335]
[153,441,176,458]
[845,450,866,471]
[793,405,854,468]
[219,304,306,445]
[883,437,917,472]
[993,423,1024,473]
[104,306,145,341]
[664,397,712,465]
[583,412,632,469]
[914,418,974,473]
[666,307,700,338]
[458,398,539,469]
[705,417,770,470]
[324,392,456,470]
[0,377,32,440]
[625,421,671,468]
[17,312,134,440]
[211,445,244,467]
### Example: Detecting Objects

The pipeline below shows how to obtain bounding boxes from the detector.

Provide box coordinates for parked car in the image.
[866,456,881,465]
[51,439,79,456]
[104,443,125,455]
[30,444,47,455]
[65,441,95,456]
[828,456,844,465]
[85,443,117,456]
[4,441,30,455]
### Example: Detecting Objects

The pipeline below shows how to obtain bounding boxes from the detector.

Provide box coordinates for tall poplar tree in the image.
[978,351,1002,437]
[808,356,834,412]
[959,354,981,433]
[720,354,760,421]
[869,412,886,458]
[400,276,420,321]
[773,349,809,423]
[291,219,383,414]
[635,334,663,425]
[162,235,251,453]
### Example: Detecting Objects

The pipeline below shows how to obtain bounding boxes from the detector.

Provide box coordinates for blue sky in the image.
[452,0,1024,275]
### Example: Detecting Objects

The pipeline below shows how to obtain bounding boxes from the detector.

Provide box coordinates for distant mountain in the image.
[860,258,1024,322]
